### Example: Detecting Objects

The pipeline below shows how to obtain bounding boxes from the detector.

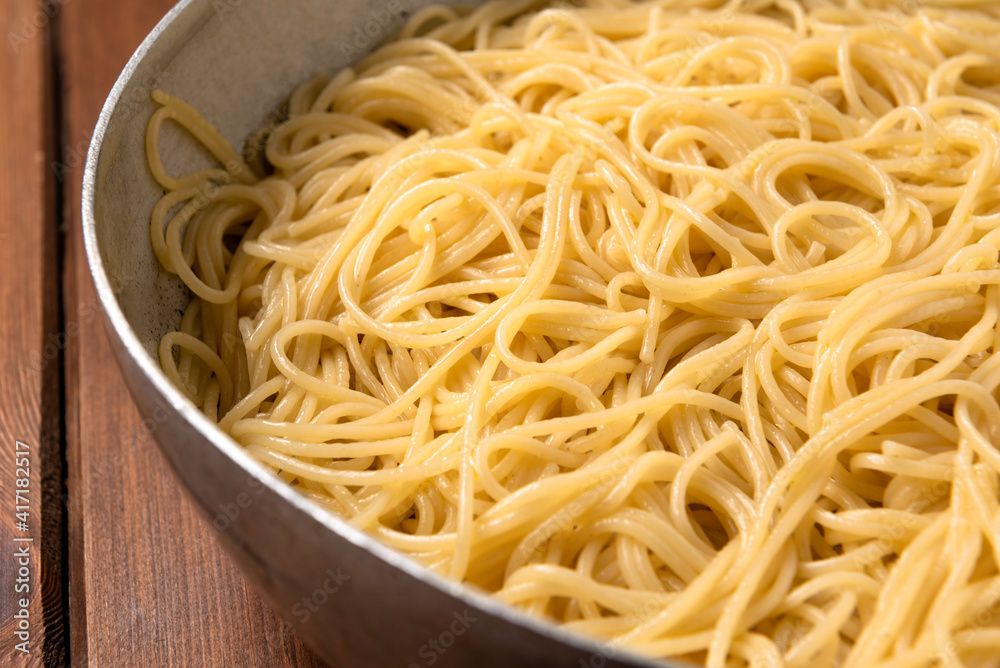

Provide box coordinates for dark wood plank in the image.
[59,2,328,665]
[0,0,64,665]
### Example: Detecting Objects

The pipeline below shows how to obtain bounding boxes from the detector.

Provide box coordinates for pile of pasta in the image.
[147,0,1000,665]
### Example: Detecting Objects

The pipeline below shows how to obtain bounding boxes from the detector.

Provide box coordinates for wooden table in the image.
[1,1,328,664]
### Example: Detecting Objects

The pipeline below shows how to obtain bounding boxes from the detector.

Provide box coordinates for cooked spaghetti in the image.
[147,0,1000,665]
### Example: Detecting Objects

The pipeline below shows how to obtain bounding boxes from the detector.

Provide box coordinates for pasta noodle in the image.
[147,0,1000,665]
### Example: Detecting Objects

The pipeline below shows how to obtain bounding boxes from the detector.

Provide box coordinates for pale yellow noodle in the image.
[149,1,1000,666]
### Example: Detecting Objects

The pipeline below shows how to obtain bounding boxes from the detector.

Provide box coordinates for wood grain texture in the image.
[59,1,328,665]
[0,0,64,664]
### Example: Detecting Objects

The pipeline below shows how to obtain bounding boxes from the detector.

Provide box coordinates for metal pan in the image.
[82,0,672,665]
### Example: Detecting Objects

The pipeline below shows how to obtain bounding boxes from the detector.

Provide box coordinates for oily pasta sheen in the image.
[148,0,1000,665]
